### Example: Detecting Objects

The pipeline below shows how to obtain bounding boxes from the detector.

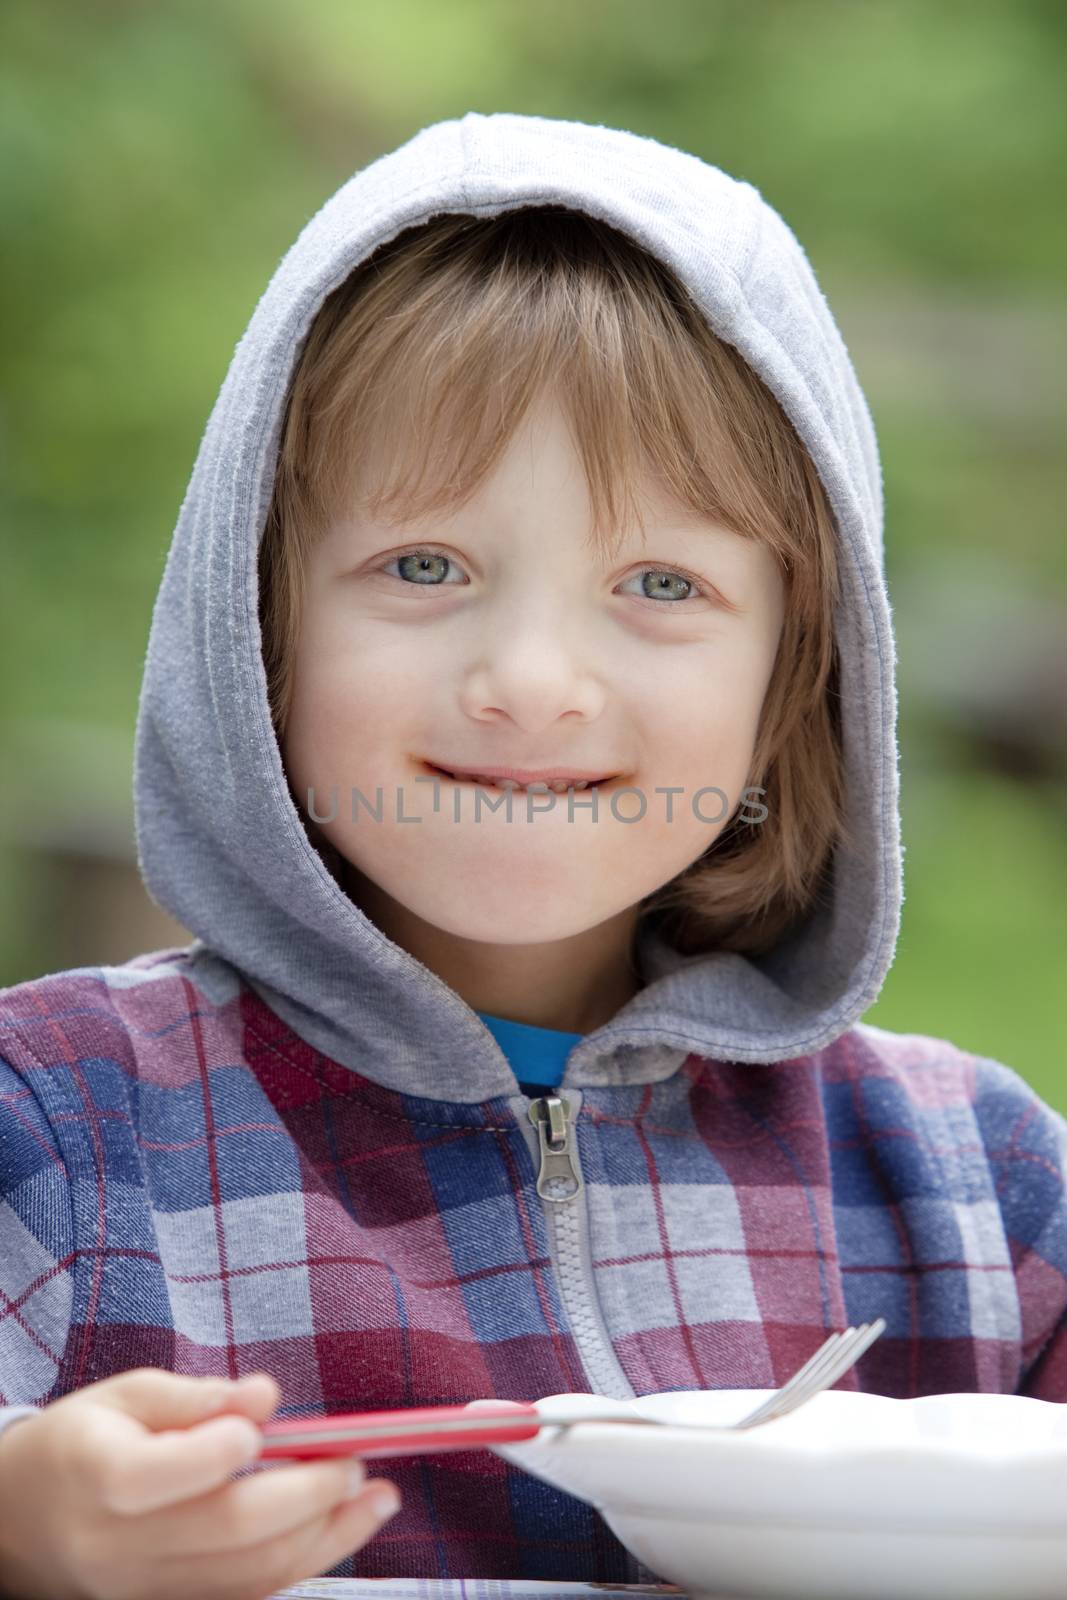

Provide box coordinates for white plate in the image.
[485,1389,1067,1600]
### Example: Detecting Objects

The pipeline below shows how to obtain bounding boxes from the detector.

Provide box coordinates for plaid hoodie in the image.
[3,113,1067,1585]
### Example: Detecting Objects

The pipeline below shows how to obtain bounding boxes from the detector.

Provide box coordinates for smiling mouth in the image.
[422,763,614,793]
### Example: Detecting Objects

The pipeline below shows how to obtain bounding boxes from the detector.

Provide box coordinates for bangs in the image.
[275,205,805,573]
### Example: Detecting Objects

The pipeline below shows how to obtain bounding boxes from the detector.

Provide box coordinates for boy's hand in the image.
[0,1368,401,1600]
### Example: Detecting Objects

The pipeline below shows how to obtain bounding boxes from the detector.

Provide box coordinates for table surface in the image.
[273,1582,689,1599]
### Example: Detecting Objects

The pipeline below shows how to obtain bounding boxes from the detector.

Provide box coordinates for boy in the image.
[2,111,1066,1597]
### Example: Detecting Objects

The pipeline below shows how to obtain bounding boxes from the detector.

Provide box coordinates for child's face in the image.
[281,391,785,957]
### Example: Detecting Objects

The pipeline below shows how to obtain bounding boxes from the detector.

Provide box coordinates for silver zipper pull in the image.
[527,1094,583,1202]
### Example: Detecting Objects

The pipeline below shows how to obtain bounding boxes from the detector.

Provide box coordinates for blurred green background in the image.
[1,0,1065,1103]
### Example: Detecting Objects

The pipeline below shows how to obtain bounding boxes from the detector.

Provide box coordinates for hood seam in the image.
[242,1013,520,1131]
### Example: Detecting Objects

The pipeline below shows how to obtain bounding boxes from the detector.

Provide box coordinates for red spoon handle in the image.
[258,1401,543,1460]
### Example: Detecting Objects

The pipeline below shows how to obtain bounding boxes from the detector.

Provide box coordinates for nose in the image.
[459,607,607,732]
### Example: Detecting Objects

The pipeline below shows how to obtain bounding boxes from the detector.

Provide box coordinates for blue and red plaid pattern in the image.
[2,951,1067,1582]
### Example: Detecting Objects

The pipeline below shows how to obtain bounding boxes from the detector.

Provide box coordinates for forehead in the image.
[341,388,750,558]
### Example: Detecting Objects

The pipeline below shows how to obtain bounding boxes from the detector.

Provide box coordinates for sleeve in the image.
[971,1056,1067,1398]
[0,1052,75,1421]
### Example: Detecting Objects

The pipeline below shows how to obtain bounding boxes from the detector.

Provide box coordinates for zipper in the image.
[517,1092,634,1403]
[516,1091,658,1586]
[527,1092,583,1201]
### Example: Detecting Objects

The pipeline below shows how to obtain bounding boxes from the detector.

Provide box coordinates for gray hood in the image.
[133,110,901,1101]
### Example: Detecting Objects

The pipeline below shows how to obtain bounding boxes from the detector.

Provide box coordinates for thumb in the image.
[100,1368,281,1431]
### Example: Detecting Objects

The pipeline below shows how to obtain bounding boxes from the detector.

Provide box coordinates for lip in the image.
[424,761,617,785]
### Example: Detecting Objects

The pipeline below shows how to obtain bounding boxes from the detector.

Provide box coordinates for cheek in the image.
[284,635,428,799]
[646,648,768,758]
[281,625,360,792]
[717,635,778,732]
[301,611,430,713]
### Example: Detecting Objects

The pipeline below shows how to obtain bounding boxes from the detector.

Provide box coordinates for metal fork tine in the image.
[729,1330,848,1429]
[776,1325,876,1407]
[772,1318,885,1420]
[729,1337,844,1427]
[765,1325,873,1418]
[813,1318,885,1393]
[733,1319,885,1429]
[547,1317,886,1438]
[768,1328,847,1396]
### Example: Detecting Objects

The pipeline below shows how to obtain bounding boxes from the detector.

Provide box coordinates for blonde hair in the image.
[259,204,852,958]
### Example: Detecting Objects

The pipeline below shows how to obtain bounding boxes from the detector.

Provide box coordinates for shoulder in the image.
[821,1020,1067,1225]
[0,944,246,1085]
[821,1019,1062,1118]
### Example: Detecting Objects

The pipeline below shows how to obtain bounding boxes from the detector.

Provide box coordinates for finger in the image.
[100,1368,273,1432]
[212,1372,282,1424]
[151,1454,368,1557]
[152,1476,401,1600]
[300,1477,401,1583]
[97,1412,264,1517]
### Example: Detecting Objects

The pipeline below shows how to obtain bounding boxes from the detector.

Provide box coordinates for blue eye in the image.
[385,548,466,585]
[620,568,703,604]
[381,548,706,605]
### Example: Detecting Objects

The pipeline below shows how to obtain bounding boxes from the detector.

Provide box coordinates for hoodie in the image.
[2,112,1067,1585]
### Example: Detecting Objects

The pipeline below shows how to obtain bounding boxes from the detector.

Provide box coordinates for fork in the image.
[257,1318,886,1462]
[695,1315,886,1431]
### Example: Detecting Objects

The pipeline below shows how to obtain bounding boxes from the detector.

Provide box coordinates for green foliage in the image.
[864,768,1067,1115]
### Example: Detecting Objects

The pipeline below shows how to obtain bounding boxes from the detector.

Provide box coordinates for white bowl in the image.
[487,1389,1067,1600]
